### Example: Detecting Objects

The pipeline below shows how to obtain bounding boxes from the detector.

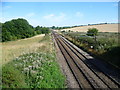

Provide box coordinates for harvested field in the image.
[62,24,118,32]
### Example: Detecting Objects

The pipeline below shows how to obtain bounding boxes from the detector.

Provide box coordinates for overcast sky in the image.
[1,2,118,27]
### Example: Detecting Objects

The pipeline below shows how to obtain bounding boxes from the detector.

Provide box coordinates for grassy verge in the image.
[2,34,65,88]
[62,32,120,69]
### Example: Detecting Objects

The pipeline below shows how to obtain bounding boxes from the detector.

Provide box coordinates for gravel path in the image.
[52,34,79,88]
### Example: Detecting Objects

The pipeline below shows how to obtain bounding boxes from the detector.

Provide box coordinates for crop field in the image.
[61,24,118,32]
[61,31,120,68]
[2,34,65,88]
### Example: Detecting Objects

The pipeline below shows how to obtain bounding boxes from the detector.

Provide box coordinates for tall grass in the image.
[1,34,45,65]
[62,32,120,68]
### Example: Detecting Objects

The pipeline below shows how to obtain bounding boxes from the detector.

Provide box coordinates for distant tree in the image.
[2,18,34,42]
[87,28,98,36]
[51,26,55,29]
[0,22,2,42]
[61,30,65,33]
[87,28,98,46]
[2,18,50,42]
[68,30,71,32]
[41,27,50,35]
[35,26,50,35]
[35,26,42,34]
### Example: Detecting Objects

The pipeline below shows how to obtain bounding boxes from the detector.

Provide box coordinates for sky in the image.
[1,2,118,27]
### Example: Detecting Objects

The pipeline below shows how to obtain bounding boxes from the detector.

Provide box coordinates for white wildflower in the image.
[24,67,29,72]
[30,55,33,58]
[30,70,37,74]
[32,61,36,65]
[35,65,39,69]
[16,57,19,59]
[14,64,17,66]
[39,76,43,80]
[28,65,32,69]
[90,46,93,49]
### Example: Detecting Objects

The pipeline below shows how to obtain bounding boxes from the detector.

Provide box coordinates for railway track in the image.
[52,31,120,89]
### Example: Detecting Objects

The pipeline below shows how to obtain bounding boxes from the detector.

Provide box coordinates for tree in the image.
[2,18,34,42]
[35,26,42,34]
[51,26,55,29]
[0,22,2,42]
[87,28,98,36]
[2,18,50,42]
[87,28,98,48]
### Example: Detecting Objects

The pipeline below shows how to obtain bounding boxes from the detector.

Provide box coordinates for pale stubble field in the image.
[62,24,118,32]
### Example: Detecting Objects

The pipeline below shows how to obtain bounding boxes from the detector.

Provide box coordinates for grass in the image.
[2,34,66,88]
[2,63,28,88]
[1,34,45,65]
[62,32,120,68]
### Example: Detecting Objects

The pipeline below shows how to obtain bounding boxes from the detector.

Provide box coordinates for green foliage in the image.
[35,26,42,34]
[61,30,65,33]
[2,18,50,42]
[2,35,65,88]
[87,28,98,36]
[35,26,50,35]
[2,52,65,88]
[100,46,120,68]
[50,26,72,30]
[51,26,55,29]
[0,23,2,42]
[2,18,34,42]
[63,32,119,68]
[2,63,28,88]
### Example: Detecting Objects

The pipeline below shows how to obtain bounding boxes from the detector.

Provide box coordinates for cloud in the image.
[43,13,66,22]
[76,12,84,17]
[3,5,12,9]
[2,4,12,11]
[113,3,118,7]
[43,14,55,19]
[26,12,35,17]
[0,18,3,22]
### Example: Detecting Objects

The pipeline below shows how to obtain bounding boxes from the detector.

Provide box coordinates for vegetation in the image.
[61,31,120,68]
[2,35,65,88]
[35,26,50,35]
[2,34,44,65]
[50,26,72,30]
[87,28,98,36]
[0,22,2,42]
[2,18,50,42]
[2,18,34,42]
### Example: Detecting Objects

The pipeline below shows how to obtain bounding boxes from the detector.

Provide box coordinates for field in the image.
[2,34,45,65]
[61,24,118,32]
[2,34,65,88]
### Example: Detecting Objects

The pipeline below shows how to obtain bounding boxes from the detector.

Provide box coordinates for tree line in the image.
[2,18,50,42]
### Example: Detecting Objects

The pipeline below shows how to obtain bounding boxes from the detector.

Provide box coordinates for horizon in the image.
[1,2,118,27]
